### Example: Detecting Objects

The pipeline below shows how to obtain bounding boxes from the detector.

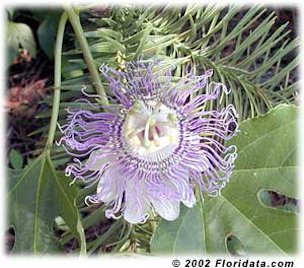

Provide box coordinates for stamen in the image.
[144,117,152,148]
[127,127,145,138]
[151,127,160,146]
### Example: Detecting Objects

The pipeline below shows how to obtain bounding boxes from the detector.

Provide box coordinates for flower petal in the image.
[97,166,124,203]
[86,150,112,171]
[123,180,150,224]
[61,61,238,224]
[151,198,180,221]
[182,192,196,208]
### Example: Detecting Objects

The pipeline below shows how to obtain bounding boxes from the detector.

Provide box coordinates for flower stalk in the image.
[63,5,109,106]
[45,12,67,151]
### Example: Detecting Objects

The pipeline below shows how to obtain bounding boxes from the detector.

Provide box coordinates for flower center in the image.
[123,100,179,157]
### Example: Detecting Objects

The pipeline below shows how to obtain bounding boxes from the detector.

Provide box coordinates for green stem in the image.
[46,12,67,151]
[64,5,109,106]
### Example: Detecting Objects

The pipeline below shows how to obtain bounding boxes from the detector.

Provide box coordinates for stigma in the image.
[123,100,180,157]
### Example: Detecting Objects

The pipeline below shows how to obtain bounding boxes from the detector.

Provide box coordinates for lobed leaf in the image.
[8,152,86,254]
[151,104,298,255]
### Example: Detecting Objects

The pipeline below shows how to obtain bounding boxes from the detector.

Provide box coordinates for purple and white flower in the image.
[58,60,238,224]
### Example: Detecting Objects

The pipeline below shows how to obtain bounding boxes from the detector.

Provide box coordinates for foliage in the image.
[6,8,61,65]
[8,152,86,253]
[9,149,23,170]
[7,21,36,64]
[36,11,61,59]
[151,104,298,254]
[59,5,298,118]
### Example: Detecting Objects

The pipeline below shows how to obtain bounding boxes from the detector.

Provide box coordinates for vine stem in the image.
[63,5,109,105]
[46,12,67,151]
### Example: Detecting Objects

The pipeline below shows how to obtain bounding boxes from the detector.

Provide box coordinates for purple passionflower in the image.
[58,60,238,224]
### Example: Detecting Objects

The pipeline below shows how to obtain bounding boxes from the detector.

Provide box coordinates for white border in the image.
[1,1,303,268]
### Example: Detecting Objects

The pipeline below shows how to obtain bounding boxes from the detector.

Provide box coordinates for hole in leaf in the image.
[225,233,246,256]
[5,226,15,253]
[258,190,298,213]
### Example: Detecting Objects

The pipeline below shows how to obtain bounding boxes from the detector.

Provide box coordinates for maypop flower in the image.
[58,60,238,224]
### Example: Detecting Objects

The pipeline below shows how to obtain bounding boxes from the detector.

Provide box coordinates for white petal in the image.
[182,193,196,208]
[86,150,113,171]
[151,198,180,221]
[97,167,123,203]
[123,180,149,224]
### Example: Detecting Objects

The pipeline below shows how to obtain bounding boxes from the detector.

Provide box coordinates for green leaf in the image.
[150,203,207,254]
[8,152,86,254]
[9,149,23,170]
[7,21,36,63]
[60,6,298,120]
[37,14,60,59]
[151,104,298,255]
